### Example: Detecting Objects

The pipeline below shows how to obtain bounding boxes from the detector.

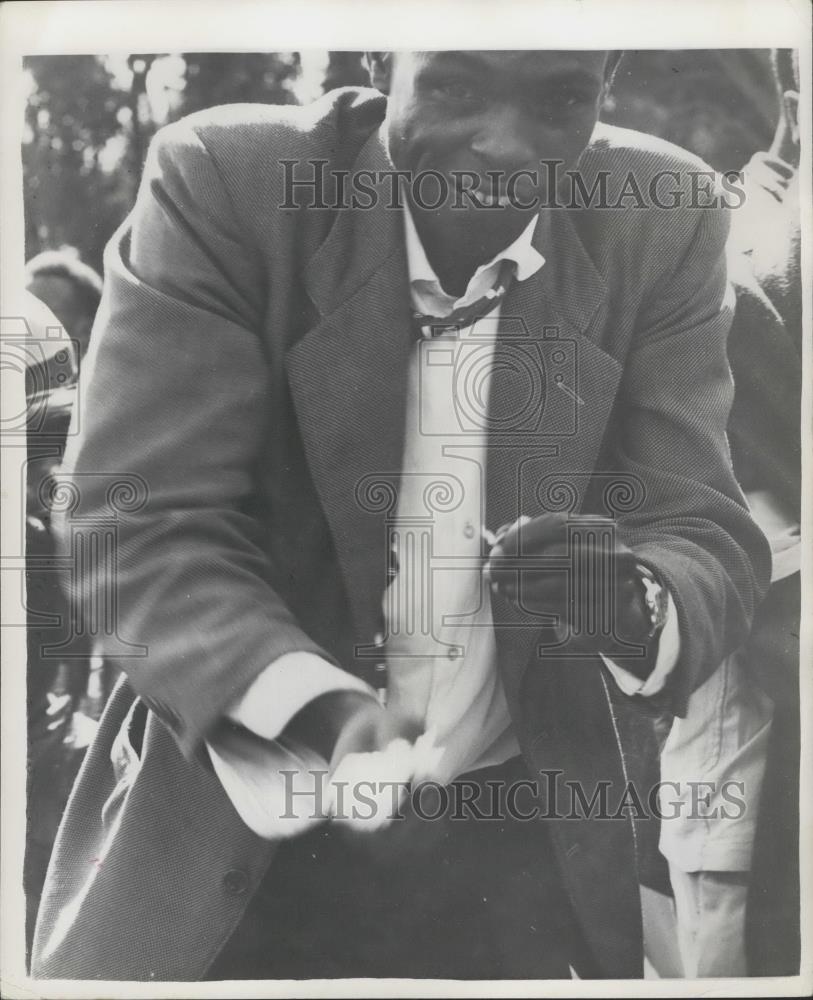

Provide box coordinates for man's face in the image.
[376,50,609,244]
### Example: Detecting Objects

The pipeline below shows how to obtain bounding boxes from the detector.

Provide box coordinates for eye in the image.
[562,90,593,109]
[435,79,482,104]
[535,90,593,123]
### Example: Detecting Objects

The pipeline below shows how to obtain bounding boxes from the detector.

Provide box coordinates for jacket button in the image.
[223,868,249,895]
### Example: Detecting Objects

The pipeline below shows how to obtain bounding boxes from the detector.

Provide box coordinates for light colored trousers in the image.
[669,868,749,977]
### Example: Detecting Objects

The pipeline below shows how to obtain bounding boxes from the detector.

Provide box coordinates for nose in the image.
[469,105,540,174]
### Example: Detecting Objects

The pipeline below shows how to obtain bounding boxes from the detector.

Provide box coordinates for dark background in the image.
[23,50,780,273]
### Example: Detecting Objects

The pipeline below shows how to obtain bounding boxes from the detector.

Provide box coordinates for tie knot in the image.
[412,260,515,340]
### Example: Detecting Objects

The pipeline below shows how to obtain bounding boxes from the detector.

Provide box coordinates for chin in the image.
[454,206,533,243]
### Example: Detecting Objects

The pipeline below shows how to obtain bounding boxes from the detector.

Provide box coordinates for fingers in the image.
[745,155,792,202]
[326,731,445,832]
[492,570,567,615]
[329,702,427,776]
[486,514,638,630]
[327,741,414,831]
[750,150,795,181]
[490,512,565,559]
[381,710,425,748]
[487,514,569,600]
[489,512,619,562]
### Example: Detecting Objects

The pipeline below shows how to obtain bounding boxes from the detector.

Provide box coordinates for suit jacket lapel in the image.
[286,131,412,646]
[486,206,624,712]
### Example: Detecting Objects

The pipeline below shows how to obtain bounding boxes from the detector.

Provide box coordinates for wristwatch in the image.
[635,562,669,640]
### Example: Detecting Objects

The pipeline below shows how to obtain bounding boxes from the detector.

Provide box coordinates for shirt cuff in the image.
[211,652,378,838]
[601,592,680,697]
[225,651,377,741]
[207,727,330,839]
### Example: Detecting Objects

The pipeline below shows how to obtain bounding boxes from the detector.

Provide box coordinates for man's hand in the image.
[285,689,421,767]
[286,690,442,832]
[327,696,423,773]
[745,151,795,203]
[486,513,660,676]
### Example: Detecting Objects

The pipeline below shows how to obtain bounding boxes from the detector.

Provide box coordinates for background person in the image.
[658,47,802,978]
[25,249,103,371]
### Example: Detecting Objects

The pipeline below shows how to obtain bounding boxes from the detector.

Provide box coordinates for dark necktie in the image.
[411,260,515,340]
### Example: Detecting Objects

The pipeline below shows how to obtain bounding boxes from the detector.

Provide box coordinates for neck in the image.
[409,203,524,298]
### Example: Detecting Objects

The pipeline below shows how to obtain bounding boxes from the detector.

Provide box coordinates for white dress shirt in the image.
[208,206,680,837]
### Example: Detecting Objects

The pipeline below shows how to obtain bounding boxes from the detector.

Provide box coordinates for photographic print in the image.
[0,1,809,995]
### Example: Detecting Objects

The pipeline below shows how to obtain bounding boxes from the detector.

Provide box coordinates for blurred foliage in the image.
[178,52,301,114]
[23,56,135,276]
[23,49,781,274]
[23,52,302,272]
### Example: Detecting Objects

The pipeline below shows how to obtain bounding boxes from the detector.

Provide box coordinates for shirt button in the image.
[223,869,249,895]
[387,547,399,580]
[447,646,461,661]
[463,521,476,539]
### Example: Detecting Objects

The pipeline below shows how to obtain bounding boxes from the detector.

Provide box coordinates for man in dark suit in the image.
[32,51,768,981]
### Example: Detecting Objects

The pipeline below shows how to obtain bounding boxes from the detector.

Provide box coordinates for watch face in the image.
[635,564,668,637]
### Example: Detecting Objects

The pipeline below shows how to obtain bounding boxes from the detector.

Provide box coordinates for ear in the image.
[365,52,394,94]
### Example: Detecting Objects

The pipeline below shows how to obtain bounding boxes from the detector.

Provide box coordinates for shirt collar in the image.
[403,203,545,315]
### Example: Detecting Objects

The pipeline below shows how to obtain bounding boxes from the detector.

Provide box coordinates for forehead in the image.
[399,50,608,85]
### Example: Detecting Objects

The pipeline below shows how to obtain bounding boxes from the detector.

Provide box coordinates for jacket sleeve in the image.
[610,202,771,716]
[55,119,333,758]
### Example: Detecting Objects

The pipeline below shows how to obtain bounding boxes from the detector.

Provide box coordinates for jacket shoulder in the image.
[572,122,732,281]
[152,87,385,172]
[142,88,386,255]
[584,122,716,177]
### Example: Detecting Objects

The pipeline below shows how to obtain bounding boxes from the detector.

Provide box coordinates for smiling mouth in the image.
[478,191,514,208]
[451,174,537,209]
[453,184,516,208]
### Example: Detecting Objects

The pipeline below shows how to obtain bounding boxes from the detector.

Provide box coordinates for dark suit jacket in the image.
[33,88,769,981]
